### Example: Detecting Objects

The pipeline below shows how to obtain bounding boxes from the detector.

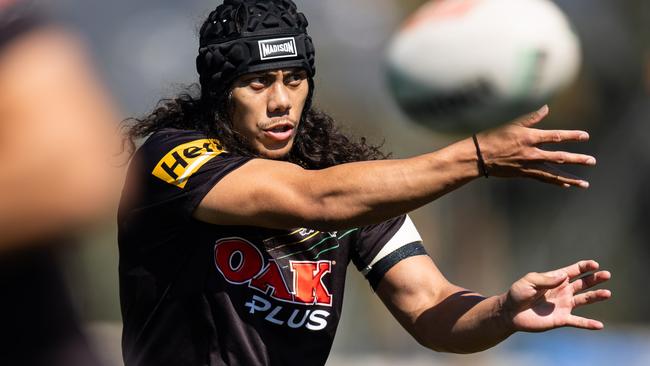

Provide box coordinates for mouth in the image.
[262,121,295,141]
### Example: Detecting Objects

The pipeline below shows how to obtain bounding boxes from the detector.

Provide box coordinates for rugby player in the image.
[119,1,611,365]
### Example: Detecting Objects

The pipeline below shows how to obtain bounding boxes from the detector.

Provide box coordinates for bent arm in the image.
[376,256,611,354]
[376,255,512,353]
[195,138,479,231]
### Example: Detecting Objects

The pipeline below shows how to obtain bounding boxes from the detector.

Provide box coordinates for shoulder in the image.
[141,128,212,151]
[137,128,224,166]
[130,128,252,193]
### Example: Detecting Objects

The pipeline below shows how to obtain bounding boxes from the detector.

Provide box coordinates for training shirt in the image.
[118,128,428,366]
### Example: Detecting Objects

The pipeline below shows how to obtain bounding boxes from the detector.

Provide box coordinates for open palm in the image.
[504,260,611,332]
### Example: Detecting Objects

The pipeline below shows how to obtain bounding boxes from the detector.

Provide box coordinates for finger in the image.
[514,105,549,127]
[526,171,587,188]
[522,165,590,188]
[527,174,572,188]
[535,149,597,166]
[558,260,600,280]
[524,270,567,290]
[532,162,589,182]
[534,130,590,144]
[573,289,612,308]
[565,315,604,330]
[572,270,611,293]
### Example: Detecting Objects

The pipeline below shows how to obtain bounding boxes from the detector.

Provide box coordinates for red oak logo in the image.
[214,237,333,306]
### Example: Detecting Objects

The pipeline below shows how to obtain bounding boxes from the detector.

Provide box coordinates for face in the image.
[230,68,309,159]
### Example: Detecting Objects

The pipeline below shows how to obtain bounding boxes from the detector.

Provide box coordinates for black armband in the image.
[366,241,428,290]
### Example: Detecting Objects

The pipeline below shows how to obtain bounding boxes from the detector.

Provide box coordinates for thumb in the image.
[515,105,549,127]
[525,270,567,290]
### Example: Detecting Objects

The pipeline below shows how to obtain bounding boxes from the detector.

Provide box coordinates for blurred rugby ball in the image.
[385,0,581,133]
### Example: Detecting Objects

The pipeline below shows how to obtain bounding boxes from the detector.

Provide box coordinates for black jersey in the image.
[118,128,427,366]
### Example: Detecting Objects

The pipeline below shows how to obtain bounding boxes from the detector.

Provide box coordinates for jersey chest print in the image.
[213,228,356,331]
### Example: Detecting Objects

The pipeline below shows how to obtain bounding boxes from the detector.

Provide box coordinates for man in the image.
[119,1,610,365]
[0,0,122,364]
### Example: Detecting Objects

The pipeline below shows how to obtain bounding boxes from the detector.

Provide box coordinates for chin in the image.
[258,144,293,160]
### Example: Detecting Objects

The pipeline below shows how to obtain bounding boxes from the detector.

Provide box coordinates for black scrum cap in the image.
[196,0,315,100]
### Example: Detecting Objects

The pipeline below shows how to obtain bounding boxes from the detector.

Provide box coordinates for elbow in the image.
[412,333,451,354]
[411,321,484,354]
[411,322,451,353]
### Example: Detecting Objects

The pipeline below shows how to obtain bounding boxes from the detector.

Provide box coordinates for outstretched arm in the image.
[196,106,596,231]
[376,256,611,353]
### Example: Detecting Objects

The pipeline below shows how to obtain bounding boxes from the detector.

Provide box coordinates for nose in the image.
[267,80,291,115]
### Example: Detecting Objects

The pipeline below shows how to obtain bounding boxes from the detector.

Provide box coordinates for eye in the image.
[250,78,265,88]
[285,72,306,87]
[243,75,268,90]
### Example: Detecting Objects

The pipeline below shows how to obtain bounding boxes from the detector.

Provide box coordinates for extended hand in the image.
[475,105,595,188]
[501,260,611,332]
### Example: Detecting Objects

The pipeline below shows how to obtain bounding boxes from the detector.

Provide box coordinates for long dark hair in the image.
[124,81,390,169]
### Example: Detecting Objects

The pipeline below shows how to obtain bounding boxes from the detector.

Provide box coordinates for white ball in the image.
[385,0,581,133]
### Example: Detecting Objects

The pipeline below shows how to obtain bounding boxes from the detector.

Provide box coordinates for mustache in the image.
[258,118,296,129]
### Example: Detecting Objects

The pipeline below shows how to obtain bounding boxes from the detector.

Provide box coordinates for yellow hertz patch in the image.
[152,139,224,188]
